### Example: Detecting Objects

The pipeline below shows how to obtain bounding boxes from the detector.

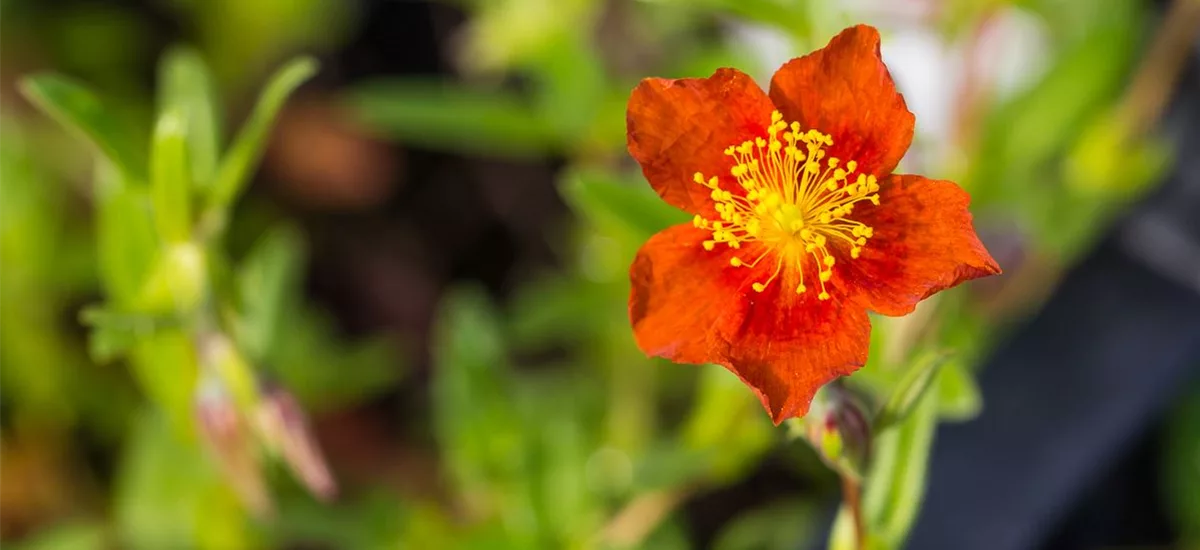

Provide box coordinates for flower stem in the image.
[1118,0,1200,138]
[841,473,866,550]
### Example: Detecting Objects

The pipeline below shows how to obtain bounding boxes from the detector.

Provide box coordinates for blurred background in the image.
[2,0,1199,548]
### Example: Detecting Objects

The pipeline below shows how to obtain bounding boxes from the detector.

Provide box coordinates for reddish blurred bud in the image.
[195,379,272,517]
[254,383,337,501]
[798,382,872,481]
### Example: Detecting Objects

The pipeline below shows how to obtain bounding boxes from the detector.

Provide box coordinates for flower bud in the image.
[138,242,207,312]
[195,378,271,517]
[254,382,337,501]
[799,382,871,480]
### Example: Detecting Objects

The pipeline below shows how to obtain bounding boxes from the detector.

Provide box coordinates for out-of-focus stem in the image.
[841,474,866,550]
[596,487,692,548]
[1118,0,1200,137]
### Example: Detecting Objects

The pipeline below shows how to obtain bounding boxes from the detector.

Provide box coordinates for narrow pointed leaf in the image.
[875,351,951,432]
[19,74,145,182]
[150,109,193,242]
[208,57,317,211]
[237,225,305,360]
[158,46,222,187]
[348,79,553,157]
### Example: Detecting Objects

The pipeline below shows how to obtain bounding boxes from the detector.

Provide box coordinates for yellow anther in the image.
[689,112,881,298]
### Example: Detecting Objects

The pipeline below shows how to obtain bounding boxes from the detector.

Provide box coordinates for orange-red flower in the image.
[626,25,1000,424]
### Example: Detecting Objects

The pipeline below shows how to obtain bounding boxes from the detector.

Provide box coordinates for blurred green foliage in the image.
[3,0,1196,548]
[6,32,403,550]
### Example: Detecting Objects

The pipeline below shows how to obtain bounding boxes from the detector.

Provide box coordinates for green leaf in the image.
[844,372,939,550]
[150,109,193,242]
[430,287,523,495]
[208,57,317,211]
[875,351,950,432]
[713,498,817,550]
[935,359,982,422]
[560,169,690,242]
[12,521,108,550]
[1162,387,1200,543]
[348,79,553,157]
[133,242,207,314]
[19,74,146,183]
[530,34,605,143]
[158,46,223,187]
[263,306,402,412]
[80,305,175,363]
[128,330,200,437]
[680,364,773,483]
[705,0,811,39]
[237,225,305,360]
[96,178,158,305]
[115,411,250,550]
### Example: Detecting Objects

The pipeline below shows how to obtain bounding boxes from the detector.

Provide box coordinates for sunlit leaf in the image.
[158,46,223,187]
[128,330,200,437]
[150,109,193,242]
[96,173,158,305]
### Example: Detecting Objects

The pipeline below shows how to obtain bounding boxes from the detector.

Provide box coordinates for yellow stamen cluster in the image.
[693,110,880,300]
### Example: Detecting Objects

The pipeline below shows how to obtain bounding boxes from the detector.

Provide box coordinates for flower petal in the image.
[768,25,914,177]
[842,174,1001,316]
[711,283,870,424]
[629,223,749,363]
[627,68,776,216]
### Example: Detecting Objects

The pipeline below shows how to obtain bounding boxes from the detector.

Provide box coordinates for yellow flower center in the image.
[692,110,880,300]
